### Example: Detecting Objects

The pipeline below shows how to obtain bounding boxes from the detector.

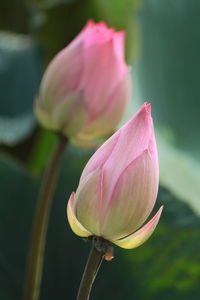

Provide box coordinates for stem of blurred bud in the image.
[76,237,114,300]
[23,133,67,300]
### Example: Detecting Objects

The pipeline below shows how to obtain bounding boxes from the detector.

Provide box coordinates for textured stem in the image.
[23,134,67,300]
[76,239,104,300]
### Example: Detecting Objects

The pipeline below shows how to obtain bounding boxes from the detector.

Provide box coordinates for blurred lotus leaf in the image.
[125,0,200,213]
[0,31,41,146]
[0,153,200,300]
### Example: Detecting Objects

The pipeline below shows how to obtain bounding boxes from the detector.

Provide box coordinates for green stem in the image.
[23,134,67,300]
[76,238,105,300]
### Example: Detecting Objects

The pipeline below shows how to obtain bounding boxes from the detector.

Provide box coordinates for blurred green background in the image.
[0,0,200,299]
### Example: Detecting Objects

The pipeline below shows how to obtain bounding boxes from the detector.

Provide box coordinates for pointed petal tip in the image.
[86,20,95,27]
[67,192,92,237]
[113,206,163,249]
[124,102,152,131]
[142,102,151,114]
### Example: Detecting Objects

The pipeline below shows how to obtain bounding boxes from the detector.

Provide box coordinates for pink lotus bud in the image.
[67,103,163,249]
[35,20,130,146]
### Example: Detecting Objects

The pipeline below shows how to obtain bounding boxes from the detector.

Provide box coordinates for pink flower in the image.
[67,103,163,249]
[35,20,130,147]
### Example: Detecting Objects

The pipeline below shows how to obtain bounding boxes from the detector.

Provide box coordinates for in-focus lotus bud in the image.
[67,103,163,249]
[35,20,131,146]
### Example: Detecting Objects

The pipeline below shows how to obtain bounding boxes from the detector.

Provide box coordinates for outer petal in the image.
[74,168,103,236]
[34,98,55,131]
[100,150,159,240]
[38,20,97,109]
[79,131,120,182]
[35,91,87,137]
[113,206,163,249]
[69,20,113,49]
[74,70,131,142]
[79,37,126,117]
[80,103,156,192]
[102,103,157,202]
[113,31,126,73]
[67,192,92,237]
[39,42,83,109]
[52,91,87,137]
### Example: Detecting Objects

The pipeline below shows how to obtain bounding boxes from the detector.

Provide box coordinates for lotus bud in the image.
[35,20,130,147]
[67,103,163,249]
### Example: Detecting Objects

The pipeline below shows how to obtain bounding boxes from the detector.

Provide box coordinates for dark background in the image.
[0,0,200,299]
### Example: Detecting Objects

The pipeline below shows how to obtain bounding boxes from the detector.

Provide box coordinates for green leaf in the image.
[0,114,35,146]
[124,0,200,213]
[158,134,200,215]
[0,31,41,145]
[0,152,200,300]
[124,187,200,300]
[137,0,200,156]
[0,156,38,300]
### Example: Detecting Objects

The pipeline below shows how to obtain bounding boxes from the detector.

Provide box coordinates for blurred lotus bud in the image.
[35,20,131,146]
[67,103,163,249]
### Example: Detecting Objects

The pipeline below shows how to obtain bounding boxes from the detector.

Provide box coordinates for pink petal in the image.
[113,31,126,72]
[96,21,113,32]
[80,103,157,192]
[74,168,104,236]
[80,131,120,182]
[75,70,131,142]
[102,103,157,202]
[83,26,113,46]
[99,150,159,240]
[67,192,92,237]
[79,37,126,117]
[40,42,84,109]
[113,206,163,249]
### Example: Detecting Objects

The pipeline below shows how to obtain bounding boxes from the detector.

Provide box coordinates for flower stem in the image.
[23,134,67,300]
[76,239,104,300]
